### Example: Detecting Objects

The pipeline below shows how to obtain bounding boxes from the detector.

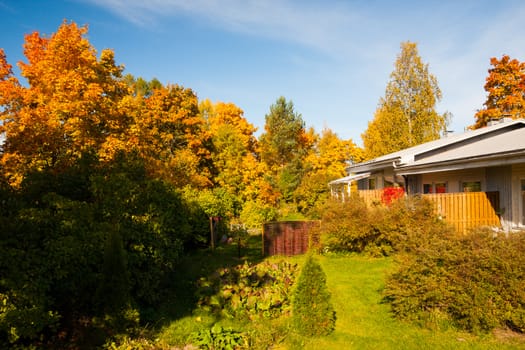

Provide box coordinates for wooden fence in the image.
[262,221,320,256]
[358,189,383,206]
[422,191,501,234]
[356,190,501,234]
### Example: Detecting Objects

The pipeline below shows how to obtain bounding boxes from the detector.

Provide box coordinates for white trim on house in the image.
[328,172,371,185]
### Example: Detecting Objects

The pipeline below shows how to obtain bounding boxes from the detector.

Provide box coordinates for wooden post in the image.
[209,216,215,250]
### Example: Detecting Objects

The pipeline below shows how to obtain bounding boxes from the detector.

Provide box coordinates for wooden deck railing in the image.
[358,189,383,206]
[422,191,501,234]
[356,190,501,234]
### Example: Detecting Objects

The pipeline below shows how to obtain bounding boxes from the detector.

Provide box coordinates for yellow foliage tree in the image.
[201,100,262,203]
[362,42,449,159]
[295,128,363,213]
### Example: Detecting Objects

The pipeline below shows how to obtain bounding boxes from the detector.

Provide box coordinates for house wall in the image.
[418,168,487,193]
[486,166,512,230]
[410,166,518,231]
[357,171,384,190]
[357,169,405,190]
[511,164,525,229]
[353,164,525,231]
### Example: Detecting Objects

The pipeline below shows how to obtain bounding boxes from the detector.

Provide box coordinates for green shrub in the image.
[317,196,452,256]
[317,198,379,253]
[291,255,335,336]
[95,229,130,316]
[384,229,525,333]
[0,154,190,346]
[377,195,454,253]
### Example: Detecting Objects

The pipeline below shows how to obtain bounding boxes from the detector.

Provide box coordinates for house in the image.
[330,118,525,231]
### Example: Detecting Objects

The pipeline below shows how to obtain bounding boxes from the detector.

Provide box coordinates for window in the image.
[368,178,376,190]
[462,181,481,192]
[435,182,447,193]
[423,182,447,194]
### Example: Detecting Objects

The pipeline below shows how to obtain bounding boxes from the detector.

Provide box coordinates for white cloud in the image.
[83,0,366,56]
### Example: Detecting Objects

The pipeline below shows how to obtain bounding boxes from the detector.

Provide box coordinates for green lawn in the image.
[157,238,525,349]
[297,255,523,350]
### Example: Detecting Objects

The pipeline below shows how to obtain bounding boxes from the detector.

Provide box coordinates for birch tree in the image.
[362,42,449,159]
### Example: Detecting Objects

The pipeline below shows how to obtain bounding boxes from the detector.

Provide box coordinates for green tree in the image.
[259,97,312,205]
[259,97,310,168]
[123,74,162,97]
[292,255,335,336]
[473,55,525,129]
[362,42,449,159]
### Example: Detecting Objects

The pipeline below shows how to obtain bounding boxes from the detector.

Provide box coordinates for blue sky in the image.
[1,0,525,144]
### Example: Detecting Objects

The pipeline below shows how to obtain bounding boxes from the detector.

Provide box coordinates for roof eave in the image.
[395,150,525,176]
[347,157,401,173]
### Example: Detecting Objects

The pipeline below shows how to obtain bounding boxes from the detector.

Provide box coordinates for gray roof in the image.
[328,172,371,185]
[348,118,525,174]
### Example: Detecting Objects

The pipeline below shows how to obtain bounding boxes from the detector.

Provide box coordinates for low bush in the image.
[317,196,450,256]
[377,195,453,253]
[189,324,246,350]
[195,260,298,320]
[316,197,379,253]
[384,228,525,333]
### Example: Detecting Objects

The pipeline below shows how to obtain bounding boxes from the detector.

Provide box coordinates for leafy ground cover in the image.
[146,236,525,350]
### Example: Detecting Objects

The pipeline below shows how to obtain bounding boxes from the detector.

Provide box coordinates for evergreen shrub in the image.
[291,255,335,336]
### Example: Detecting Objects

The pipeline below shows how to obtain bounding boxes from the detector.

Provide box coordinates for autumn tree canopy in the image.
[362,42,449,159]
[200,99,262,206]
[0,21,129,185]
[473,55,525,129]
[0,21,213,188]
[128,83,212,188]
[295,128,363,213]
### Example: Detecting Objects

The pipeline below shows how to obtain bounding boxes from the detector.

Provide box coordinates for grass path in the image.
[297,255,522,350]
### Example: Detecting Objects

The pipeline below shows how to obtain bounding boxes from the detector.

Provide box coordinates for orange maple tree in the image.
[0,21,129,185]
[128,84,212,187]
[473,55,525,129]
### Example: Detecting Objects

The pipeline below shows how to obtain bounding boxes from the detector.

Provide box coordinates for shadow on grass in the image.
[145,234,265,329]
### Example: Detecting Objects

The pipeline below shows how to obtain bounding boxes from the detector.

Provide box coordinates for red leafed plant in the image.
[381,187,405,206]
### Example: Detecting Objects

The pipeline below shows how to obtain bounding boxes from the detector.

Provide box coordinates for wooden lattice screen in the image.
[262,221,320,256]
